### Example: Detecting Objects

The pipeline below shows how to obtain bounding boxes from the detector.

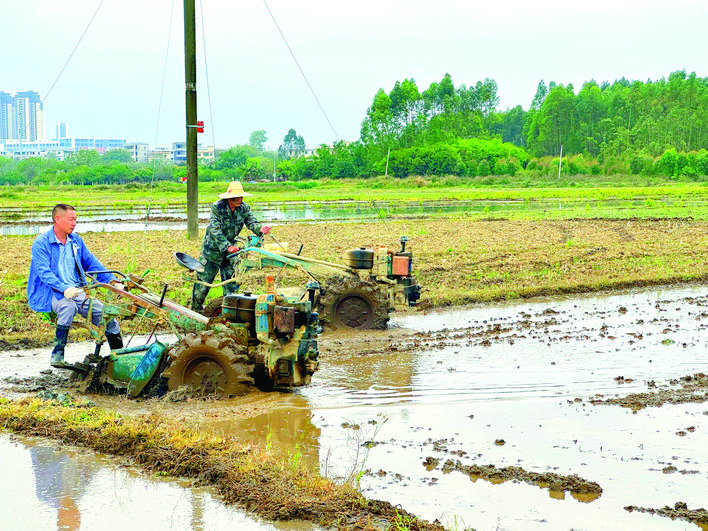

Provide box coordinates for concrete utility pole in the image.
[184,0,199,240]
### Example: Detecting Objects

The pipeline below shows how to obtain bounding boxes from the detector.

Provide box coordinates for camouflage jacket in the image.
[200,199,262,263]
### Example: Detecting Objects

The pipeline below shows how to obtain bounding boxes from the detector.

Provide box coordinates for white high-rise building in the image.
[56,122,68,139]
[0,90,45,141]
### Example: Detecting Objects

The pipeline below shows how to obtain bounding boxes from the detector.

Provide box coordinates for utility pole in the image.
[184,0,199,240]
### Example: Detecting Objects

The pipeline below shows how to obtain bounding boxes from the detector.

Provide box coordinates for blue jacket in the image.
[27,227,113,312]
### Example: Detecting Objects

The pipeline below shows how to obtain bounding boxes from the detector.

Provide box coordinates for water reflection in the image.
[0,435,318,531]
[30,442,94,530]
[207,395,322,470]
[298,285,708,530]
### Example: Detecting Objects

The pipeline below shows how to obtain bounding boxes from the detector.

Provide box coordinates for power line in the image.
[146,0,178,233]
[261,0,339,141]
[153,0,176,150]
[42,0,106,105]
[199,0,218,158]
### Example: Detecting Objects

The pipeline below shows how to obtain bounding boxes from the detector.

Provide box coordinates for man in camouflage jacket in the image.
[191,181,271,312]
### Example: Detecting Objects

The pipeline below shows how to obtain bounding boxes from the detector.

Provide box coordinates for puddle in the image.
[3,284,708,529]
[300,284,708,530]
[0,434,317,531]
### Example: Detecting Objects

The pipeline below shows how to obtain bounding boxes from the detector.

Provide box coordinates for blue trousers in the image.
[51,292,120,335]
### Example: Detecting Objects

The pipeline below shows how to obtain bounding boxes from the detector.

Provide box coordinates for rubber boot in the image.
[50,324,70,368]
[191,284,208,313]
[105,333,124,351]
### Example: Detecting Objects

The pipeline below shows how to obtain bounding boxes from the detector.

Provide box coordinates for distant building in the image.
[149,147,172,162]
[198,145,215,164]
[0,92,12,140]
[124,141,149,163]
[0,137,127,160]
[172,141,187,165]
[0,91,45,141]
[167,142,217,165]
[56,122,68,139]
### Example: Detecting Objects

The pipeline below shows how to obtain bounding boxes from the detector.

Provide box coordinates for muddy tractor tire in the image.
[318,276,390,330]
[161,330,254,397]
[202,296,224,318]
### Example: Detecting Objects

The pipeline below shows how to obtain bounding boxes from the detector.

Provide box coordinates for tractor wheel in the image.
[318,276,390,330]
[203,296,224,318]
[161,330,254,397]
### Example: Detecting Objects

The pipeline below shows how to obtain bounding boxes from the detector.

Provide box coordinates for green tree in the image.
[530,80,548,110]
[103,148,133,163]
[656,148,679,177]
[360,89,396,155]
[278,128,305,159]
[492,105,527,146]
[249,130,268,152]
[213,146,254,170]
[65,149,102,167]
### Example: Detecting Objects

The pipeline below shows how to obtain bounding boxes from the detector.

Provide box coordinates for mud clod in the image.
[426,458,603,496]
[625,502,708,526]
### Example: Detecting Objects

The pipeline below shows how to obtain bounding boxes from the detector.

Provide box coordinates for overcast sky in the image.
[3,0,706,150]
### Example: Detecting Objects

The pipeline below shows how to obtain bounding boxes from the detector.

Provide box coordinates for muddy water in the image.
[296,285,708,530]
[0,434,316,531]
[3,285,708,529]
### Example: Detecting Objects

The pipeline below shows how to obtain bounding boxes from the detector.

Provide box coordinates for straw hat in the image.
[218,181,252,199]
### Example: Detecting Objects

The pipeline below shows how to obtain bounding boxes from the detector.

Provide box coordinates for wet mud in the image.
[423,457,602,496]
[4,284,708,529]
[582,372,708,410]
[625,502,708,528]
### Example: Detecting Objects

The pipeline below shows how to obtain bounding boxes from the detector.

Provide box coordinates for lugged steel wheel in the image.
[161,330,254,397]
[318,276,389,330]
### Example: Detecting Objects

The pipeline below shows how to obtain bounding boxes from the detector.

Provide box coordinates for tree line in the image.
[2,70,708,185]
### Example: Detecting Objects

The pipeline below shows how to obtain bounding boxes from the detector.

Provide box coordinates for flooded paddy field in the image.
[2,284,708,530]
[2,195,702,235]
[1,199,477,236]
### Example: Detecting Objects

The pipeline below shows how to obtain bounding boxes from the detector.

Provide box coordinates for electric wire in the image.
[261,0,339,141]
[42,0,106,105]
[146,0,177,233]
[260,0,388,226]
[198,0,218,159]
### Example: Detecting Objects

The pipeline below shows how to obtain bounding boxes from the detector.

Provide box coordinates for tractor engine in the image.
[220,282,320,388]
[342,236,421,307]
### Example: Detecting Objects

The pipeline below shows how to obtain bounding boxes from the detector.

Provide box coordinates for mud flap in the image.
[127,342,168,398]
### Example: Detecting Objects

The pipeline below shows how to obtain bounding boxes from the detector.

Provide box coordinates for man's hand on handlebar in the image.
[110,280,125,291]
[63,286,83,299]
[227,245,241,254]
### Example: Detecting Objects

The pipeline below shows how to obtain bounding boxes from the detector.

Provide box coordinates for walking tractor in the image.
[68,268,320,398]
[177,234,422,330]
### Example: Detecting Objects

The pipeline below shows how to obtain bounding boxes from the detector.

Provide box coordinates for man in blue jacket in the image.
[27,204,122,368]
